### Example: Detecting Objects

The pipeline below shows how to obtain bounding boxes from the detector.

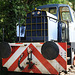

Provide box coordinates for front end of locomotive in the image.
[1,8,67,75]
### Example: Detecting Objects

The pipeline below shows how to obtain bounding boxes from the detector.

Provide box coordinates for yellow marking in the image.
[35,8,37,10]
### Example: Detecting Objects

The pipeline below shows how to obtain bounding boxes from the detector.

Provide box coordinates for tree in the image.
[69,0,75,10]
[0,0,16,42]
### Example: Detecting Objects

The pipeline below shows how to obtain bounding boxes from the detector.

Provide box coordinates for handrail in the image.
[25,15,67,24]
[24,15,68,42]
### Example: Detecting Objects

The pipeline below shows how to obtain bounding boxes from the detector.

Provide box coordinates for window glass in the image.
[42,7,57,15]
[49,7,57,14]
[59,7,72,21]
[62,12,71,21]
[42,8,49,12]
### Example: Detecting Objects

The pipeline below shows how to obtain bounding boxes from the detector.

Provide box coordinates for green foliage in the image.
[0,0,16,42]
[69,0,75,10]
[0,0,71,42]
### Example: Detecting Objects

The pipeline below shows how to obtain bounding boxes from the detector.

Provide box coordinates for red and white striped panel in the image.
[2,42,67,74]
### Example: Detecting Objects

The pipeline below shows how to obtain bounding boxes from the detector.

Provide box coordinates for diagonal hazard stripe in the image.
[14,52,51,74]
[30,71,33,73]
[32,54,50,74]
[3,46,28,69]
[2,46,20,65]
[14,53,50,74]
[22,65,30,72]
[58,43,67,51]
[29,44,59,74]
[8,43,58,74]
[56,43,67,70]
[47,59,65,72]
[2,43,67,74]
[55,55,67,70]
[22,64,42,73]
[33,43,67,72]
[8,48,28,71]
[31,65,42,73]
[57,43,66,61]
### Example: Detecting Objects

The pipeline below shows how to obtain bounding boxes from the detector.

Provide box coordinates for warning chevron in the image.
[2,42,67,74]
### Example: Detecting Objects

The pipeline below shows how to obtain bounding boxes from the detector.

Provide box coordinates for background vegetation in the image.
[0,0,75,42]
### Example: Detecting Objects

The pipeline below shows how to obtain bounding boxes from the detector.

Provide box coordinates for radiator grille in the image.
[25,10,48,41]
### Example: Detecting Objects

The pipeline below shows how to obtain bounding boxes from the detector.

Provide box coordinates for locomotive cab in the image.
[24,4,75,42]
[16,4,75,43]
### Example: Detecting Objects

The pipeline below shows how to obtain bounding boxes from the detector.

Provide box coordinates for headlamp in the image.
[37,11,40,15]
[32,12,35,15]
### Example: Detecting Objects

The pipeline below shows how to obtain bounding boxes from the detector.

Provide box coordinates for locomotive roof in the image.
[36,4,70,9]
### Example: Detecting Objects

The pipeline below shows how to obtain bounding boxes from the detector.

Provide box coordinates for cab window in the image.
[42,8,49,12]
[49,7,57,15]
[59,7,72,21]
[42,7,57,15]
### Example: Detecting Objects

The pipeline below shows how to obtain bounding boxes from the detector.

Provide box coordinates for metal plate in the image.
[41,41,59,60]
[0,42,11,58]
